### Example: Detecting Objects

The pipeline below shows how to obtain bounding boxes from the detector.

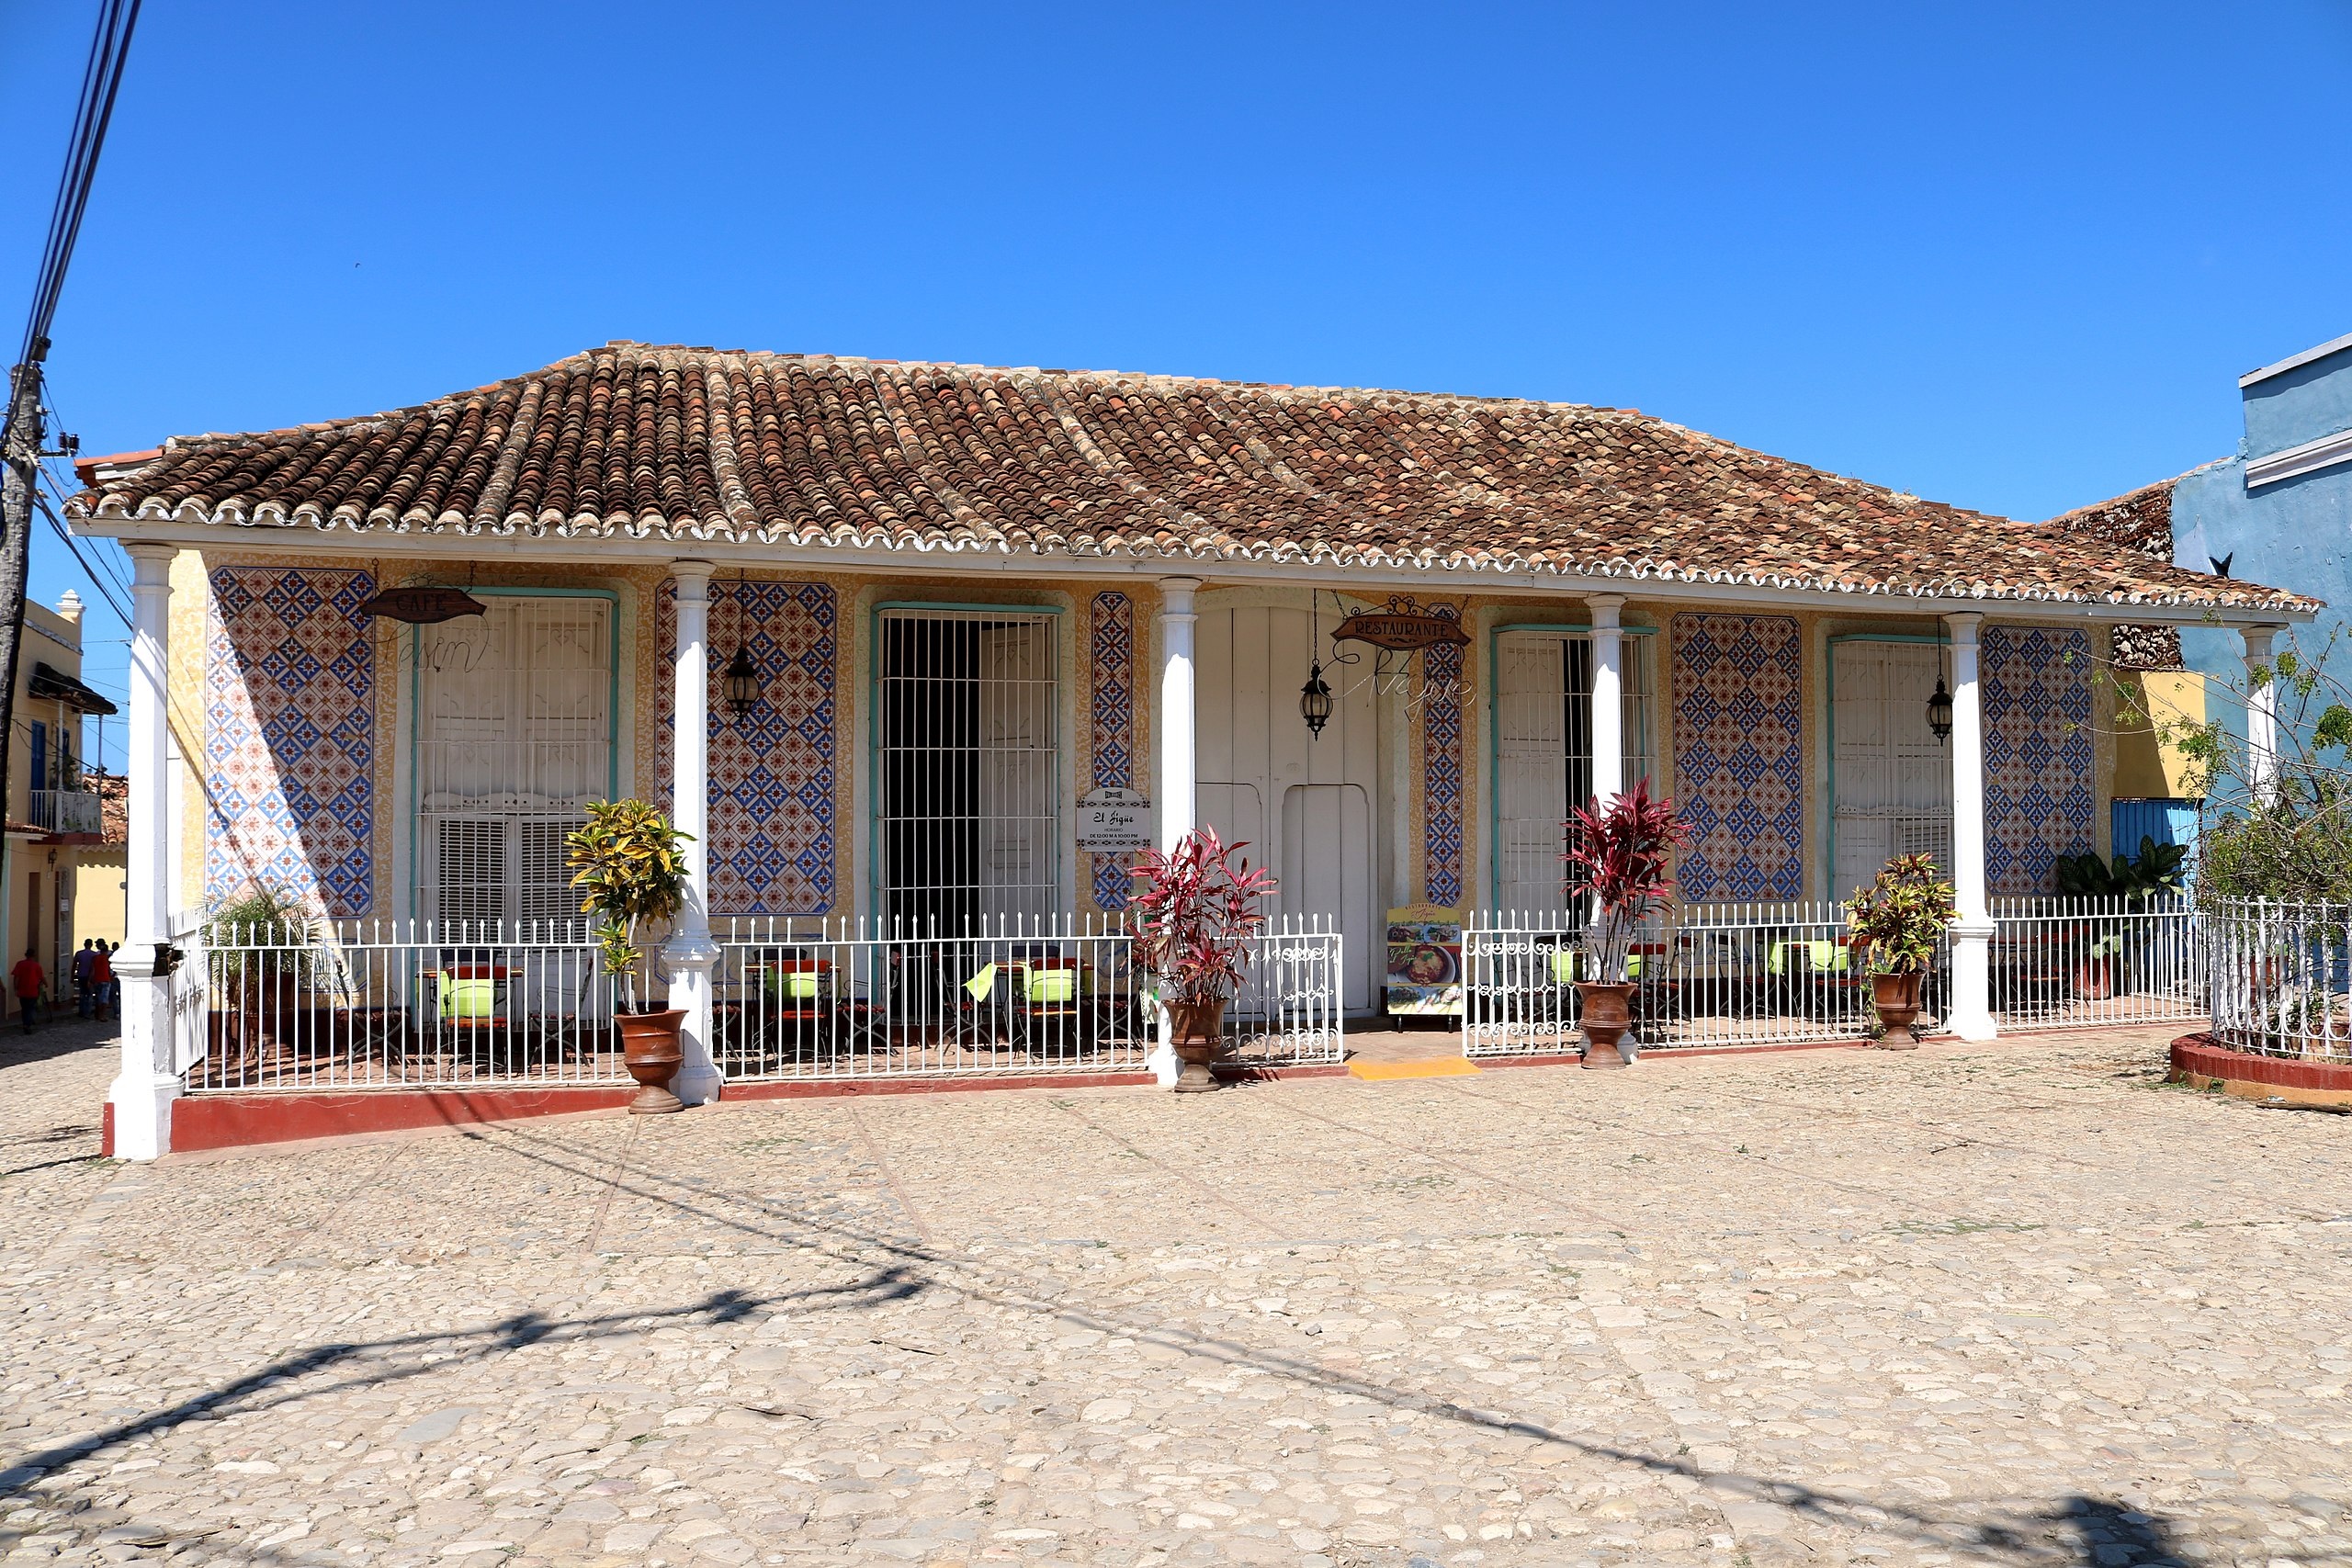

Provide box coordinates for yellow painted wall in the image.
[2111,670,2208,800]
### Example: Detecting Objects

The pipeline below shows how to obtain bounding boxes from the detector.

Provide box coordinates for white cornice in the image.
[2240,330,2352,389]
[62,516,2317,625]
[2245,424,2352,490]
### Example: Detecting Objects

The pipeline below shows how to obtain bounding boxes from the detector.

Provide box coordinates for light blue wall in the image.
[2172,335,2352,761]
[2243,339,2352,459]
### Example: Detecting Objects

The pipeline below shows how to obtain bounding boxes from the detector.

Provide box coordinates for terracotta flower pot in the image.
[1576,981,1635,1069]
[2071,956,2113,1000]
[1871,970,1924,1049]
[1167,998,1227,1093]
[616,1008,688,1114]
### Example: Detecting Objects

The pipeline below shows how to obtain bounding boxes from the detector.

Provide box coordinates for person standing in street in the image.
[71,938,96,1018]
[12,948,43,1034]
[91,942,116,1023]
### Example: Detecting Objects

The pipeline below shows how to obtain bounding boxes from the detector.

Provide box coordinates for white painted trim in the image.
[2245,423,2352,490]
[61,520,2320,624]
[2239,330,2352,389]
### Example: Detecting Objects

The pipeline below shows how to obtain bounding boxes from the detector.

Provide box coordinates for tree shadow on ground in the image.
[4,1114,2326,1566]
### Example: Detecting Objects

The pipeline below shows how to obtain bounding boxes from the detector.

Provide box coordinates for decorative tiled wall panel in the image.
[1983,626,2095,896]
[651,580,839,915]
[1421,611,1466,907]
[1088,592,1136,909]
[1671,614,1804,901]
[204,567,377,915]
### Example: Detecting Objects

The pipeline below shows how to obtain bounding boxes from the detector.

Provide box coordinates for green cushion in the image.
[438,976,497,1021]
[1025,968,1078,1003]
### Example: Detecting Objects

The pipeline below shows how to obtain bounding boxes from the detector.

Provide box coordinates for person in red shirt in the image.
[90,942,114,1023]
[12,948,42,1034]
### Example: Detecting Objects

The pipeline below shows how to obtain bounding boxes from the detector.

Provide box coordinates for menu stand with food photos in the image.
[1385,904,1464,1017]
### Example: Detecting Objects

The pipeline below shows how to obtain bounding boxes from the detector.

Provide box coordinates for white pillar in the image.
[2243,625,2280,804]
[1943,613,1996,1041]
[1152,577,1201,1087]
[1588,594,1626,809]
[662,561,723,1105]
[109,544,179,1158]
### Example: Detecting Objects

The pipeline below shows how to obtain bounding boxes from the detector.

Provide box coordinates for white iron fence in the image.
[178,913,1342,1092]
[712,913,1342,1080]
[1466,896,2205,1055]
[2205,898,2351,1060]
[1464,902,1921,1055]
[1988,896,2203,1032]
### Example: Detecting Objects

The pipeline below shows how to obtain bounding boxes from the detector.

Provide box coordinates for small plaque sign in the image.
[1077,787,1152,851]
[1331,595,1469,652]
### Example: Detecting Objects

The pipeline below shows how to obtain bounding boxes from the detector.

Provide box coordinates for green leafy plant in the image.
[565,799,691,1014]
[1845,853,1956,975]
[2053,836,2188,902]
[2130,630,2352,906]
[205,885,321,992]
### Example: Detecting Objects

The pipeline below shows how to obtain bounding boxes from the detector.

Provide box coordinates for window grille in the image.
[415,597,613,927]
[1831,640,1953,897]
[1492,631,1654,912]
[876,610,1060,931]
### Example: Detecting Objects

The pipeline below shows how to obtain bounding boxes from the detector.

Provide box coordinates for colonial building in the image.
[68,344,2316,1156]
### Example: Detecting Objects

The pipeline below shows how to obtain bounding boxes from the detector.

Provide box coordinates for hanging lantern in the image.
[1927,677,1953,742]
[1300,662,1334,739]
[722,645,762,717]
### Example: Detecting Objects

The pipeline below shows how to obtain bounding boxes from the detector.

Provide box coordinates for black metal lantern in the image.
[1300,662,1333,739]
[1927,677,1953,742]
[722,644,762,717]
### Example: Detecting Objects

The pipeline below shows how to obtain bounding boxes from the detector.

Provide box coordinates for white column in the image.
[1588,593,1626,810]
[1943,613,1996,1041]
[109,544,179,1158]
[2243,626,2280,804]
[1152,577,1201,1087]
[662,561,723,1105]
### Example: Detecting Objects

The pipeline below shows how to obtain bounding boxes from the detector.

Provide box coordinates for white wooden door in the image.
[1196,604,1380,1011]
[1494,636,1569,915]
[1832,641,1953,898]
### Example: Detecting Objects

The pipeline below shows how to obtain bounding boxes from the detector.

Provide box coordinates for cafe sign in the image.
[1331,595,1469,652]
[1077,787,1152,851]
[358,584,488,624]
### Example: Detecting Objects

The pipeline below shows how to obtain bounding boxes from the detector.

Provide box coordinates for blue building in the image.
[2055,329,2350,852]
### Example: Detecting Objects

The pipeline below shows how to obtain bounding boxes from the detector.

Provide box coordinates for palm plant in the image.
[565,799,691,1014]
[1127,827,1278,1010]
[1566,779,1690,981]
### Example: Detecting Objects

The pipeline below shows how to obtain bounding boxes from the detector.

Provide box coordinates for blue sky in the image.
[6,1,2350,763]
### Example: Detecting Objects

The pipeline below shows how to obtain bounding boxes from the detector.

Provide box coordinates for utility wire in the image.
[22,0,142,362]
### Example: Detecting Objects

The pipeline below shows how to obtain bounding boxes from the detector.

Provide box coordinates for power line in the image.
[22,0,142,363]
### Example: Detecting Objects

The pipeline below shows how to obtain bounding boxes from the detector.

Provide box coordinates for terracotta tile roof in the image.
[2047,475,2189,666]
[69,342,2317,614]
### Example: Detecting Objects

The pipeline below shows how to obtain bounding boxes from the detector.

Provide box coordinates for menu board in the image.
[1385,903,1464,1016]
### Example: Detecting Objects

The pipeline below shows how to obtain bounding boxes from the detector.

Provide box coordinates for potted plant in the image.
[2054,837,2189,998]
[1128,826,1277,1092]
[1564,780,1689,1069]
[1845,853,1955,1047]
[567,799,693,1114]
[205,886,319,1066]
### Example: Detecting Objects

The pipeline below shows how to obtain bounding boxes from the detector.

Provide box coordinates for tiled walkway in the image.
[4,1022,2348,1566]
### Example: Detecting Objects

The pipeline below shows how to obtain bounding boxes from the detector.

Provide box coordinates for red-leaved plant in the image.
[1128,827,1279,1009]
[1565,779,1690,982]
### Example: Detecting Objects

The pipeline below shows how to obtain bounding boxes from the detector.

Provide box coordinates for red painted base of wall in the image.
[2169,1032,2352,1105]
[166,1085,641,1153]
[719,1071,1158,1102]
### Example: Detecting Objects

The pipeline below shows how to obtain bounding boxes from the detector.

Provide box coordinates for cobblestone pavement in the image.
[4,1024,2350,1568]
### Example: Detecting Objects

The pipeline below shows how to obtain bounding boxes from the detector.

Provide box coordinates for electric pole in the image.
[0,342,56,836]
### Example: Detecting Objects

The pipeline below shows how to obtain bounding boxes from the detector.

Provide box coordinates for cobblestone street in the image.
[3,1024,2348,1568]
